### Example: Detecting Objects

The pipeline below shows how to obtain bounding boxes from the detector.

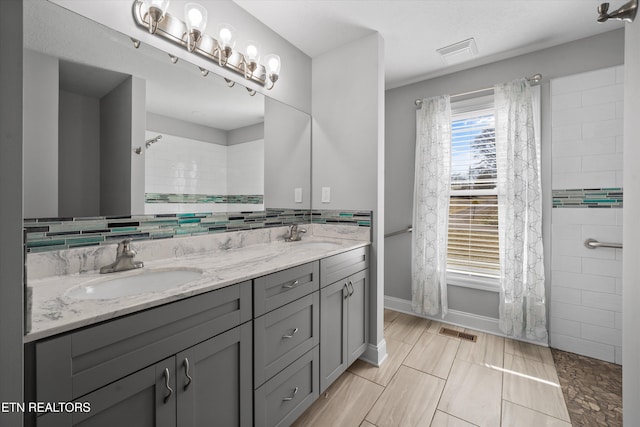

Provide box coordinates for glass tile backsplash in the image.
[145,193,264,204]
[24,209,372,253]
[552,188,623,208]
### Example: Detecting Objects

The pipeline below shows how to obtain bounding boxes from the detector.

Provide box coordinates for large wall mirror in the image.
[23,0,311,219]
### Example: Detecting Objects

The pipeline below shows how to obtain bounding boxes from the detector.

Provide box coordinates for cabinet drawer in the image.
[254,292,319,387]
[254,261,319,317]
[320,246,369,288]
[33,280,251,402]
[254,347,319,427]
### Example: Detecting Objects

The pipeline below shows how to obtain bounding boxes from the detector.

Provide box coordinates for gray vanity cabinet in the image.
[319,247,369,393]
[27,281,252,427]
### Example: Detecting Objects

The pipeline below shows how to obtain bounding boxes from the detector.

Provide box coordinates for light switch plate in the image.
[294,188,303,203]
[321,187,331,203]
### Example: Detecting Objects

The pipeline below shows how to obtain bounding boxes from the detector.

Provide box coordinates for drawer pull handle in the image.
[183,358,193,390]
[283,280,299,289]
[343,283,349,299]
[282,386,299,401]
[283,327,299,339]
[163,368,173,404]
[348,280,354,296]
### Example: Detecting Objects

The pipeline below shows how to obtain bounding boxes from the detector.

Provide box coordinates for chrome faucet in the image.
[285,224,307,242]
[100,239,144,274]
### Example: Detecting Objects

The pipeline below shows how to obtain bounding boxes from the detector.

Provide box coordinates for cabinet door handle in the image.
[343,283,349,299]
[283,280,299,289]
[282,386,299,401]
[348,280,354,296]
[163,368,173,404]
[282,327,299,339]
[183,358,193,390]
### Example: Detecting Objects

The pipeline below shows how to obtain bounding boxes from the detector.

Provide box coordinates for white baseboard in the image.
[360,339,388,367]
[384,295,548,347]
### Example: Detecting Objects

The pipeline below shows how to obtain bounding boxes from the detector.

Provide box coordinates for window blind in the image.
[447,109,499,278]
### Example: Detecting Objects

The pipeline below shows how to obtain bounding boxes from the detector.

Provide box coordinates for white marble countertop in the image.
[26,233,369,343]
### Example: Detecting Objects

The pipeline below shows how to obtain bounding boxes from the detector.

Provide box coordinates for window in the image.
[447,101,500,284]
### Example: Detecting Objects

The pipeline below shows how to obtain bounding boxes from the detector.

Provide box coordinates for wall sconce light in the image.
[143,0,170,34]
[132,0,281,91]
[184,2,207,52]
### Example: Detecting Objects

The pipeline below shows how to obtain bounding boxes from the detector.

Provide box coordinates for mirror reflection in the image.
[23,0,310,218]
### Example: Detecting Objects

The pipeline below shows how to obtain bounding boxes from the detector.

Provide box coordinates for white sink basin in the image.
[65,268,203,300]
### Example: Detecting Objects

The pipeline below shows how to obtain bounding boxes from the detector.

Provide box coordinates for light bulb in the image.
[244,40,260,62]
[217,24,236,48]
[188,9,202,26]
[264,54,281,74]
[185,3,207,33]
[247,45,258,58]
[145,0,170,12]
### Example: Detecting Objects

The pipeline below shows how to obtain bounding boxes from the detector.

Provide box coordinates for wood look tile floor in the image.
[294,309,572,427]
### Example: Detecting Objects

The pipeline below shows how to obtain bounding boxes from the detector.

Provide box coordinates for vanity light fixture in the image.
[132,0,281,91]
[143,0,170,34]
[184,2,207,52]
[199,67,209,77]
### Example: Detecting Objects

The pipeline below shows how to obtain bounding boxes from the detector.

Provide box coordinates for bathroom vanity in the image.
[24,226,370,427]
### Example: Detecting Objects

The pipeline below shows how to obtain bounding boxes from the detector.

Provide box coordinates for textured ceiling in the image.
[232,0,625,88]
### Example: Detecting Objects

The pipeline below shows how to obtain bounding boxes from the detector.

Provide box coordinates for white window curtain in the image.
[412,95,451,316]
[495,79,547,341]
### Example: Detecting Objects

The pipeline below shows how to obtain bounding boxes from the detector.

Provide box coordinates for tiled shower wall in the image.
[144,132,264,213]
[550,65,623,364]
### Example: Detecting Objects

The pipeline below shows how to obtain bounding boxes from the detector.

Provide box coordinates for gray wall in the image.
[51,0,312,114]
[623,19,640,426]
[385,30,625,323]
[100,76,146,216]
[228,122,264,146]
[264,97,310,209]
[59,90,101,217]
[0,1,23,425]
[312,32,386,364]
[147,112,228,146]
[23,49,58,218]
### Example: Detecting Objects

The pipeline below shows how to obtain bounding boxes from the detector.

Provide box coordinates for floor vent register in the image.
[439,327,477,342]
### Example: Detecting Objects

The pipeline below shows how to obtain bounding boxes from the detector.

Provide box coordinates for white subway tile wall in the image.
[550,65,624,364]
[144,132,264,213]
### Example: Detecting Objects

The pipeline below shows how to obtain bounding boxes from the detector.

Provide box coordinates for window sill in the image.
[447,272,499,292]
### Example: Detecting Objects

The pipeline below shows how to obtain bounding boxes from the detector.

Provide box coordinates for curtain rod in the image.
[414,73,542,108]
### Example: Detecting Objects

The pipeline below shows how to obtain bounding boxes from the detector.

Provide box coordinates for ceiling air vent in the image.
[436,38,478,66]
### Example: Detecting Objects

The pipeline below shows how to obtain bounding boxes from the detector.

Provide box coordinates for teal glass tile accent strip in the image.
[145,193,264,204]
[310,210,372,226]
[23,209,372,253]
[552,188,623,208]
